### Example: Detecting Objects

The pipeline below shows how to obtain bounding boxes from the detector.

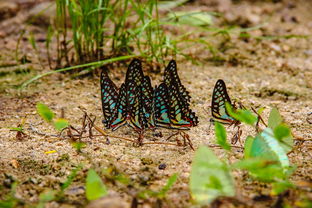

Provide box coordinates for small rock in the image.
[10,159,19,169]
[158,163,166,170]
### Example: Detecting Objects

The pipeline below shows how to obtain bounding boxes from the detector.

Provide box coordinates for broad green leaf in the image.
[271,181,294,195]
[268,108,282,129]
[86,169,107,201]
[190,146,235,205]
[225,103,257,125]
[215,122,230,151]
[168,11,213,26]
[36,103,54,122]
[274,124,291,141]
[273,124,293,153]
[232,158,276,170]
[37,190,56,208]
[250,128,289,169]
[244,136,254,159]
[53,118,69,131]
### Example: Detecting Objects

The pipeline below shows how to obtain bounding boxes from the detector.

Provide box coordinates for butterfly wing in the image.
[128,84,147,131]
[164,60,191,104]
[111,83,128,131]
[100,70,118,128]
[153,83,171,128]
[141,76,155,128]
[167,83,194,129]
[211,79,236,124]
[125,59,144,86]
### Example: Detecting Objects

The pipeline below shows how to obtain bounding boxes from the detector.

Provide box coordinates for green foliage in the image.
[72,142,86,153]
[86,169,107,201]
[274,124,291,141]
[138,173,178,200]
[36,190,56,208]
[190,146,235,205]
[54,118,69,131]
[268,107,283,129]
[61,165,83,192]
[0,182,20,208]
[36,103,69,132]
[225,103,257,125]
[168,11,214,26]
[271,181,294,196]
[36,103,54,122]
[214,122,230,151]
[244,136,254,159]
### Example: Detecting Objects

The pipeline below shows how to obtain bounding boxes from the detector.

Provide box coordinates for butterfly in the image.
[153,60,198,129]
[100,70,119,129]
[211,79,242,144]
[110,59,155,132]
[211,79,239,126]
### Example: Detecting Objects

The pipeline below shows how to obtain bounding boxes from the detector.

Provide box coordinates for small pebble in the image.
[158,163,166,170]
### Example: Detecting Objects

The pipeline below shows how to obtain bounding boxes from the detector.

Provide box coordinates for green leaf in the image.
[9,127,23,132]
[168,11,213,26]
[36,103,54,122]
[190,146,235,205]
[271,181,294,195]
[232,158,275,170]
[215,122,230,151]
[273,124,293,153]
[158,0,189,10]
[268,108,282,129]
[250,128,289,169]
[86,169,107,201]
[225,103,257,125]
[274,124,291,141]
[53,118,69,131]
[244,136,254,159]
[158,173,178,199]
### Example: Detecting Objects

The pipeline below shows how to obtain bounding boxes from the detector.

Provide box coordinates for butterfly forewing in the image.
[211,79,236,124]
[164,60,191,104]
[141,76,155,128]
[100,70,119,128]
[125,59,144,87]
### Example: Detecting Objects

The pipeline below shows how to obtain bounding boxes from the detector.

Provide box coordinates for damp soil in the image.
[0,0,312,207]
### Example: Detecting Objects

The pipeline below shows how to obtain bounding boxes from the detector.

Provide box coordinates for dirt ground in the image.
[0,0,312,207]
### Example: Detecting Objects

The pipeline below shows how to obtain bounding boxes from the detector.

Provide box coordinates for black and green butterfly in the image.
[106,59,154,131]
[211,79,242,144]
[100,70,119,129]
[211,79,239,125]
[153,60,198,129]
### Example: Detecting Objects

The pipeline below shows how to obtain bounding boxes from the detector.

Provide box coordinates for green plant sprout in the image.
[36,103,69,131]
[190,107,296,205]
[138,173,178,200]
[86,169,107,201]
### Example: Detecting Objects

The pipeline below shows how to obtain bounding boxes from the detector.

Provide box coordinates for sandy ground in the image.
[0,0,312,207]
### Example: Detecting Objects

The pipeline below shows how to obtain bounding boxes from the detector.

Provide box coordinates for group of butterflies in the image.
[100,59,239,144]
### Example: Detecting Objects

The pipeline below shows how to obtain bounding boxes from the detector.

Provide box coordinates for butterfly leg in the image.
[180,131,194,150]
[231,125,242,146]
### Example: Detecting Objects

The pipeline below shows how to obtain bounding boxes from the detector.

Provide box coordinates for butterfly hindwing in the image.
[211,79,236,124]
[154,83,171,128]
[111,83,128,131]
[100,70,119,128]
